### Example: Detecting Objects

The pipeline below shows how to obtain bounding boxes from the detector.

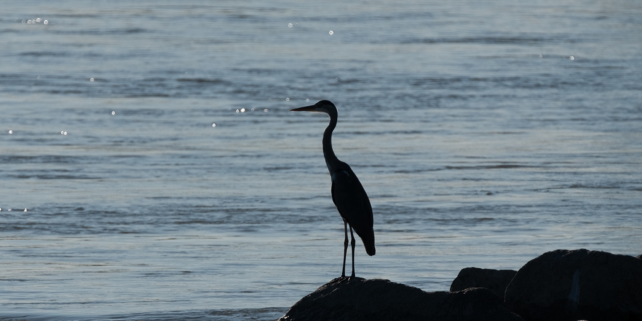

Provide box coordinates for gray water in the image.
[1,0,641,320]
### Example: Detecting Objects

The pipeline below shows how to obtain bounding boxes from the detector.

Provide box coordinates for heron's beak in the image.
[291,105,320,112]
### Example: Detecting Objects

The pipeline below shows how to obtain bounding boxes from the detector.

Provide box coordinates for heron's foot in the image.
[330,275,363,285]
[340,275,356,282]
[331,276,351,284]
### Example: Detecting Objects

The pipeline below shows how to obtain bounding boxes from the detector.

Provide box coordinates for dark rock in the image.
[505,249,642,321]
[279,277,524,321]
[450,267,517,299]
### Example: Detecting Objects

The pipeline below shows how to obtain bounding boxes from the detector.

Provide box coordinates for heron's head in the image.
[291,100,337,116]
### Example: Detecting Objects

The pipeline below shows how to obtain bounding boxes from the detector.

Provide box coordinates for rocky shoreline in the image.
[279,249,642,321]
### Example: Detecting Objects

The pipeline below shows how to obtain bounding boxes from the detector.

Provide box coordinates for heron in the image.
[291,100,375,278]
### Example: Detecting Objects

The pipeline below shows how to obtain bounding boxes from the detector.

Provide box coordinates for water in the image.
[1,0,641,319]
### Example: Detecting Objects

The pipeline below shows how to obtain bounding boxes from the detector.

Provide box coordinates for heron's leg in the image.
[349,225,356,278]
[342,221,348,278]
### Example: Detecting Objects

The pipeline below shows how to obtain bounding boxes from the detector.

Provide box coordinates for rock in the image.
[450,267,517,299]
[637,254,641,259]
[505,249,642,321]
[279,277,524,321]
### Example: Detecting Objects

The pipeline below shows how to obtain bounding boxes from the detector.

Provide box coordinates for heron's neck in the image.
[323,112,340,174]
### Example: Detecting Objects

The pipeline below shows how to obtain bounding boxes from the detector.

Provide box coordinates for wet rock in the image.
[279,277,523,321]
[505,249,642,321]
[450,267,517,299]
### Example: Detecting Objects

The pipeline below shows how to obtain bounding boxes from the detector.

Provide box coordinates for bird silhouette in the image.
[291,100,375,278]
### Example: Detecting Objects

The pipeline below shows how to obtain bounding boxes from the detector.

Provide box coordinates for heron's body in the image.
[291,100,375,278]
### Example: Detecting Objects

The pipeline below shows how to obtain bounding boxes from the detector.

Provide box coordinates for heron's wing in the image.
[331,168,374,236]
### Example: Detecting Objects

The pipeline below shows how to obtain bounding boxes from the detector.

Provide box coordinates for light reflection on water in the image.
[1,0,642,320]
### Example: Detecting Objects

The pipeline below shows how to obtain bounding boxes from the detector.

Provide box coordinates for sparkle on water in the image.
[1,1,641,320]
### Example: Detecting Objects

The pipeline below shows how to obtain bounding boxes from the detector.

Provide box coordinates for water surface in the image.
[1,0,641,320]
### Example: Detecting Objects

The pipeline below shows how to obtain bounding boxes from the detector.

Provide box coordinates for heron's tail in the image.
[360,229,376,256]
[365,242,376,256]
